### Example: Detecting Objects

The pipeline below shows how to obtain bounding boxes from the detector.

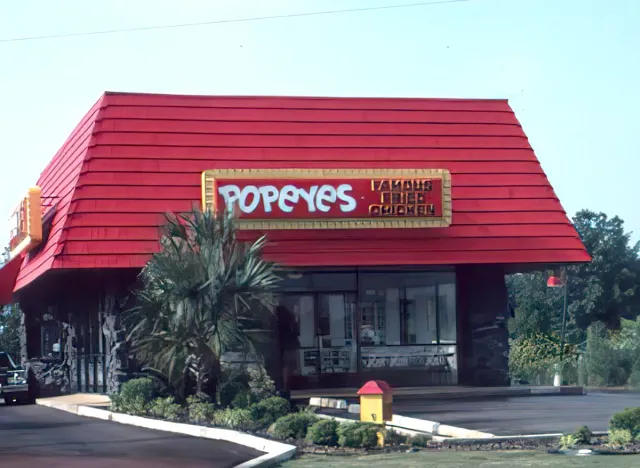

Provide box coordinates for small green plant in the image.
[560,434,577,449]
[110,377,159,416]
[272,412,319,440]
[306,419,339,446]
[212,408,254,431]
[337,422,380,449]
[408,434,430,448]
[609,407,640,440]
[149,396,183,422]
[608,429,633,447]
[573,425,593,445]
[186,395,216,424]
[249,396,290,429]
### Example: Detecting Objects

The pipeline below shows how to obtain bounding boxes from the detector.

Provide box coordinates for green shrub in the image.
[586,322,633,387]
[149,396,184,422]
[272,412,319,441]
[110,377,159,416]
[337,422,360,448]
[560,434,577,449]
[337,422,380,448]
[609,407,640,440]
[628,360,640,389]
[408,434,430,448]
[356,424,379,449]
[218,370,250,408]
[186,395,217,424]
[573,425,593,445]
[231,390,254,409]
[384,428,408,446]
[306,419,339,446]
[608,429,633,447]
[249,396,290,429]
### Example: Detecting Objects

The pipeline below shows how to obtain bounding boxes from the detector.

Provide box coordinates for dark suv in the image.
[0,352,33,405]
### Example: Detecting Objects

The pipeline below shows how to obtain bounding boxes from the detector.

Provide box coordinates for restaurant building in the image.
[0,92,590,395]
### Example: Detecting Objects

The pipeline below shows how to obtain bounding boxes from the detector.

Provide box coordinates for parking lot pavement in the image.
[0,400,261,468]
[395,392,640,436]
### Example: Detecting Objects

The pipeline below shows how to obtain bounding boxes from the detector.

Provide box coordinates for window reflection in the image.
[277,269,457,385]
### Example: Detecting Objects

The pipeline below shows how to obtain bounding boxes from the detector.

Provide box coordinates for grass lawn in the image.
[282,451,640,467]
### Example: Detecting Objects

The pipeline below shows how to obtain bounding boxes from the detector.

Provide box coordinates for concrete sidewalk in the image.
[291,385,585,402]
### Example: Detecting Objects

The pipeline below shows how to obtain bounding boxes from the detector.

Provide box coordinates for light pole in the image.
[547,267,568,387]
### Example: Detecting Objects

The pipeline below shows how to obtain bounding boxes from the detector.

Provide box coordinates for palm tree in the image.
[124,208,280,401]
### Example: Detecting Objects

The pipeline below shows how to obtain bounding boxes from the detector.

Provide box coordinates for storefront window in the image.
[277,269,456,384]
[358,271,456,375]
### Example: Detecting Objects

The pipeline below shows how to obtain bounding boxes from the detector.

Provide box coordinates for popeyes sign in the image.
[202,169,452,229]
[8,187,42,259]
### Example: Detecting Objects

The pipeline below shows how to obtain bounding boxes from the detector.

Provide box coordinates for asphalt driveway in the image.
[395,392,640,436]
[0,399,261,468]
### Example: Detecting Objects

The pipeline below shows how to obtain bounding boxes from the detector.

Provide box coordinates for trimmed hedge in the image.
[337,422,379,448]
[249,396,290,429]
[272,412,319,440]
[307,419,339,446]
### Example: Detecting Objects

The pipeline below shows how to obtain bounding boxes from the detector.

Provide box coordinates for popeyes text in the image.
[214,177,442,219]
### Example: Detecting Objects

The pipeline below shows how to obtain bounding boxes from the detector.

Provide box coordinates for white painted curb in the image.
[387,414,494,439]
[36,399,296,468]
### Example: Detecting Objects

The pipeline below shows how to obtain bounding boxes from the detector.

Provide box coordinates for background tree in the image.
[0,305,21,362]
[0,247,21,362]
[124,209,280,401]
[507,209,640,386]
[509,210,640,338]
[570,210,640,329]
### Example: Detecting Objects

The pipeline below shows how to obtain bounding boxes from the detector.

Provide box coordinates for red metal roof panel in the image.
[11,92,590,291]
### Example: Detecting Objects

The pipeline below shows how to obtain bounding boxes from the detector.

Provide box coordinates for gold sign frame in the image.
[8,187,43,260]
[201,168,452,230]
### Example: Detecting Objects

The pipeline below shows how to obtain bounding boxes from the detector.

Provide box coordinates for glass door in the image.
[317,293,358,374]
[278,293,357,379]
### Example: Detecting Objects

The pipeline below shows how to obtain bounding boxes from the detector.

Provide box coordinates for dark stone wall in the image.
[457,265,510,386]
[17,270,139,396]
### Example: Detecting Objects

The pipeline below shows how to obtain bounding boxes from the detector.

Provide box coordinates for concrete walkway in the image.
[37,393,111,407]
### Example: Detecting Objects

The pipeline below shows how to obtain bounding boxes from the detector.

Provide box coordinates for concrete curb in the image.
[440,430,609,444]
[314,411,494,439]
[387,414,494,439]
[294,386,587,402]
[36,399,296,468]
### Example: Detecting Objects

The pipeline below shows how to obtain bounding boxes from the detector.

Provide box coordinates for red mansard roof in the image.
[13,92,590,291]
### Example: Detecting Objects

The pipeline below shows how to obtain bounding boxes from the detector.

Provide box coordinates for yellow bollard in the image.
[357,380,393,424]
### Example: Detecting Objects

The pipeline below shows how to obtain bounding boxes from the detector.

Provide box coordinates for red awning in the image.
[0,254,24,306]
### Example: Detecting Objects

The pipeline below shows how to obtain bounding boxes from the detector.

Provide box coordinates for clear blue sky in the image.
[1,0,638,245]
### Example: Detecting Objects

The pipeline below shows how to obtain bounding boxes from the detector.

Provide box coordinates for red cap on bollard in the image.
[357,380,392,396]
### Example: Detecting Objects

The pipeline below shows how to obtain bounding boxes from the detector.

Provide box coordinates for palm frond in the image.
[124,208,280,399]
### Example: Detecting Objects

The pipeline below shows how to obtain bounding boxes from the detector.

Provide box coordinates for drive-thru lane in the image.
[0,400,261,468]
